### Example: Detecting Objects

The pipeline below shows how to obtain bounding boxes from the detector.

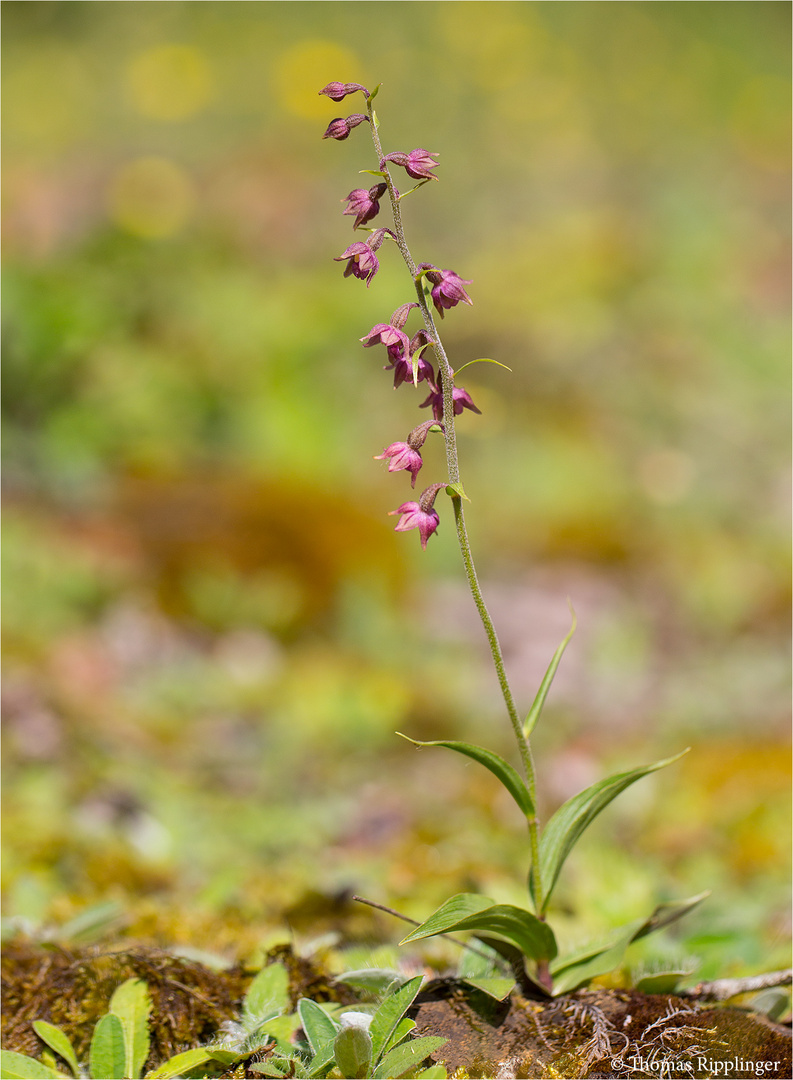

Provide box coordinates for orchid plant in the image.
[319,80,706,998]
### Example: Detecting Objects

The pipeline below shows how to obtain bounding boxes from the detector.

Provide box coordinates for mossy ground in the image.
[3,941,789,1080]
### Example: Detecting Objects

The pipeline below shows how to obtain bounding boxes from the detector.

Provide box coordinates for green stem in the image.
[366,101,544,903]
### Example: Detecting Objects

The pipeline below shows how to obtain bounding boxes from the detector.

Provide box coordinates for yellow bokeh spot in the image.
[108,157,196,238]
[273,40,363,120]
[127,44,213,121]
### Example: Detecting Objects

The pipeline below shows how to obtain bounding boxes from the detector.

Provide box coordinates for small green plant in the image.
[250,976,445,1080]
[0,975,242,1080]
[318,80,709,996]
[0,962,446,1080]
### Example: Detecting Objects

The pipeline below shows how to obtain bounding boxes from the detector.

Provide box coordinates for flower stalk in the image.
[363,95,542,879]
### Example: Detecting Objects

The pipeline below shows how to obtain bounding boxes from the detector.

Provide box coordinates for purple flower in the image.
[389,482,446,549]
[360,322,410,354]
[334,241,379,286]
[374,442,423,487]
[420,384,481,421]
[382,148,440,181]
[421,267,473,318]
[318,82,370,102]
[342,183,387,228]
[322,114,368,141]
[389,302,419,330]
[386,351,434,389]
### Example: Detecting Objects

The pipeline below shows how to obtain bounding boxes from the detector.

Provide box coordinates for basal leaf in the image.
[109,978,152,1079]
[0,1051,64,1079]
[631,891,710,942]
[397,737,534,818]
[369,976,423,1062]
[399,894,493,946]
[461,976,515,1000]
[31,1022,79,1078]
[296,998,338,1055]
[89,1013,126,1080]
[549,925,640,995]
[334,969,404,995]
[373,1037,448,1079]
[523,606,576,739]
[535,749,689,912]
[549,893,707,995]
[244,962,290,1022]
[145,1048,216,1079]
[401,894,557,962]
[382,1017,415,1057]
[634,970,692,994]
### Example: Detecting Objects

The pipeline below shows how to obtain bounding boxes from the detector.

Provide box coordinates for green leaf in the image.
[373,1037,448,1079]
[369,976,424,1062]
[368,84,381,103]
[31,1023,79,1078]
[631,891,710,943]
[334,969,404,995]
[382,1018,415,1057]
[460,976,515,1000]
[416,1067,448,1079]
[400,894,557,962]
[534,749,689,912]
[89,1014,126,1080]
[523,605,576,739]
[443,482,470,502]
[57,901,124,944]
[358,169,387,178]
[145,1048,216,1079]
[296,999,338,1055]
[397,736,533,818]
[634,970,691,994]
[550,925,640,995]
[549,893,707,995]
[453,358,513,376]
[334,1023,372,1079]
[109,979,152,1079]
[0,1051,64,1079]
[244,962,290,1022]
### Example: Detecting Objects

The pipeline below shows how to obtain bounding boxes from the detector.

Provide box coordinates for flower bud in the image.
[318,81,370,101]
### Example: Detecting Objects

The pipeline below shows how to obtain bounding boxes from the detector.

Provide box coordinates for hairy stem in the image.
[366,101,543,902]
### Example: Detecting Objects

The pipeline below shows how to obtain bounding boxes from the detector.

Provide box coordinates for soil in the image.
[2,941,790,1079]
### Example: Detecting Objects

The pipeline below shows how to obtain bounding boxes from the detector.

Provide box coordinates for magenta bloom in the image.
[322,114,368,141]
[334,241,379,286]
[382,148,439,181]
[428,268,473,318]
[389,501,440,549]
[421,384,481,421]
[375,442,423,487]
[343,183,387,228]
[318,82,370,101]
[360,322,410,354]
[386,351,434,389]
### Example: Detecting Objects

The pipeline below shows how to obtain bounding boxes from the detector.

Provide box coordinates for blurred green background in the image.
[3,1,790,981]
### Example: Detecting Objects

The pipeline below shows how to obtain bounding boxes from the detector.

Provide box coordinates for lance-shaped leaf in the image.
[373,1036,448,1079]
[369,976,423,1062]
[534,749,689,912]
[400,894,557,962]
[631,890,710,942]
[89,1013,126,1080]
[109,978,152,1079]
[146,1048,220,1079]
[0,1052,64,1079]
[549,891,709,995]
[297,998,339,1055]
[397,736,534,818]
[523,606,576,738]
[32,1022,79,1078]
